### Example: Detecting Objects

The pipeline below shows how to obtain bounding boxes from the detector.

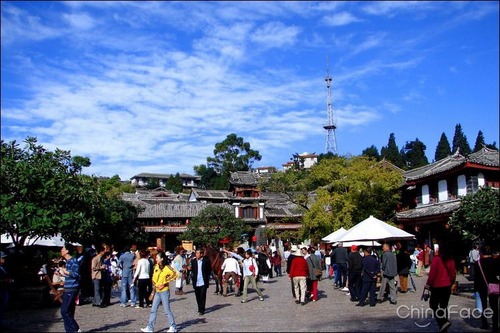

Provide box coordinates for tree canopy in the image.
[0,137,143,250]
[178,205,248,248]
[362,145,381,161]
[194,133,262,190]
[401,138,428,169]
[449,187,500,247]
[452,123,471,155]
[300,155,403,243]
[380,133,404,168]
[434,132,452,161]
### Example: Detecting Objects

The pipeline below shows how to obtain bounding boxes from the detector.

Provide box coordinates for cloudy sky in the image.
[1,1,498,179]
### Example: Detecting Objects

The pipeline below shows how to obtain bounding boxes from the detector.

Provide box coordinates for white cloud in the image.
[322,11,361,27]
[250,21,301,48]
[62,13,96,30]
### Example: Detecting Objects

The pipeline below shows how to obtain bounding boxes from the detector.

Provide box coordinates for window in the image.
[438,180,448,202]
[457,175,467,196]
[242,207,255,219]
[421,185,430,205]
[467,176,479,194]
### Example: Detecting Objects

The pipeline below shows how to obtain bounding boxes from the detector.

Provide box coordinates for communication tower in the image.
[323,61,338,154]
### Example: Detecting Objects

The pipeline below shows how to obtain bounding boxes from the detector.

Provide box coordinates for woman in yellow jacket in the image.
[141,251,178,333]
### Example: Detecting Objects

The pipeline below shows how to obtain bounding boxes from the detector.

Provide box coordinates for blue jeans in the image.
[61,291,79,332]
[145,289,176,331]
[120,275,136,306]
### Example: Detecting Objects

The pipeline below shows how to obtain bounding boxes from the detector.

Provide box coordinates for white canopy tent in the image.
[321,227,348,243]
[338,215,415,243]
[332,240,381,247]
[1,233,66,247]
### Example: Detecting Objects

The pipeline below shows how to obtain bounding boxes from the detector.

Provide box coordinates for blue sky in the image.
[1,1,498,180]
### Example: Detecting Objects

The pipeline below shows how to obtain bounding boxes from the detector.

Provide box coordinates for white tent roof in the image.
[338,215,415,242]
[332,240,381,247]
[321,227,348,243]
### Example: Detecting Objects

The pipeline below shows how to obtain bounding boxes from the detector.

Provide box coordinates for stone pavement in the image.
[2,270,493,332]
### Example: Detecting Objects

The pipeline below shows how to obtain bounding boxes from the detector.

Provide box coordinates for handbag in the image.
[421,286,431,302]
[478,258,500,296]
[313,268,323,279]
[249,259,256,276]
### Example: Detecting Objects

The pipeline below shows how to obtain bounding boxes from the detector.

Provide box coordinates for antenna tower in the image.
[323,58,338,154]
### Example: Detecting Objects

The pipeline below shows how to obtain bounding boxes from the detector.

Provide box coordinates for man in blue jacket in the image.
[60,243,81,332]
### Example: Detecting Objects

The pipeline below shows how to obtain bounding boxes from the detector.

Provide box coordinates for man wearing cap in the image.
[347,245,363,302]
[289,246,309,305]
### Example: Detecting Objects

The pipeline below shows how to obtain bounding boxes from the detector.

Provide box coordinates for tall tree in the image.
[361,145,381,161]
[300,156,403,242]
[178,205,248,248]
[473,130,485,153]
[380,133,404,168]
[193,164,222,190]
[401,138,429,169]
[198,133,262,189]
[165,173,183,193]
[452,123,471,155]
[434,132,452,161]
[0,137,143,251]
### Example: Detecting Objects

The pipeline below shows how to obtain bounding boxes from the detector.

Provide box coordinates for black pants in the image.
[358,279,377,306]
[101,276,112,306]
[194,285,208,314]
[137,278,151,307]
[479,289,499,331]
[348,271,362,300]
[337,263,347,287]
[429,286,451,329]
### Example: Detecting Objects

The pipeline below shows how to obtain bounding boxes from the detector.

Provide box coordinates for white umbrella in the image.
[332,240,381,247]
[338,215,415,243]
[321,227,347,243]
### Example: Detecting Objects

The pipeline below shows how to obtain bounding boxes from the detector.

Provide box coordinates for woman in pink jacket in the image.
[424,242,456,332]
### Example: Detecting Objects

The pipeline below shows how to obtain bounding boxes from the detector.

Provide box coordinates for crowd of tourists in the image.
[1,238,498,333]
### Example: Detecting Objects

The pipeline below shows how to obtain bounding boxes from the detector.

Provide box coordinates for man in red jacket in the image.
[289,247,309,305]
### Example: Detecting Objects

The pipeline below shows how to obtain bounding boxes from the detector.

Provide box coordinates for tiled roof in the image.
[396,200,461,220]
[468,146,499,167]
[122,190,187,203]
[262,192,303,217]
[131,172,200,180]
[229,171,258,186]
[403,150,466,182]
[403,147,499,182]
[190,189,233,200]
[138,202,232,218]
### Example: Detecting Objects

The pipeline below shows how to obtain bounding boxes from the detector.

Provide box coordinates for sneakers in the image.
[341,287,349,292]
[167,327,177,333]
[259,296,264,301]
[141,327,153,333]
[119,304,127,307]
[135,305,141,309]
[240,299,246,303]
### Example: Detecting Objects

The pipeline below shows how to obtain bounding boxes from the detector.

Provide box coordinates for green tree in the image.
[401,138,429,169]
[361,145,381,161]
[434,132,452,161]
[193,164,221,190]
[473,130,485,153]
[178,205,249,248]
[381,133,404,168]
[204,133,262,189]
[146,177,160,190]
[165,173,183,193]
[0,137,106,249]
[449,187,500,246]
[260,168,313,211]
[452,123,471,155]
[301,156,402,241]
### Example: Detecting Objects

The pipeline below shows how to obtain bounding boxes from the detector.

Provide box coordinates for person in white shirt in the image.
[133,250,152,308]
[221,254,241,296]
[241,250,265,303]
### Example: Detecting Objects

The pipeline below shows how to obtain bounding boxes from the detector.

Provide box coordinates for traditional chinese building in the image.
[396,147,499,244]
[124,171,303,250]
